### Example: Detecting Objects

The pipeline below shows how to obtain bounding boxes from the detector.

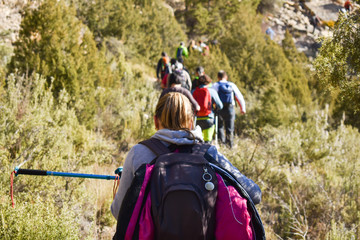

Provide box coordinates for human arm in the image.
[111,144,157,220]
[205,146,262,204]
[183,71,192,90]
[209,88,223,111]
[230,82,246,114]
[156,59,162,80]
[161,74,168,89]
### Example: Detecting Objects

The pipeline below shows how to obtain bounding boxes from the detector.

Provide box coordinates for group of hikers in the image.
[110,46,264,240]
[156,50,245,148]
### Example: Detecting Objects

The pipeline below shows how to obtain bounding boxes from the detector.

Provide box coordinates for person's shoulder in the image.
[179,86,191,93]
[207,87,218,95]
[129,143,154,155]
[129,143,157,166]
[173,87,191,96]
[228,81,239,89]
[205,145,223,159]
[160,88,171,97]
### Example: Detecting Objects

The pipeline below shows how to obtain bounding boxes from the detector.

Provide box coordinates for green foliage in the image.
[192,4,224,40]
[314,11,360,128]
[185,45,236,83]
[256,0,281,14]
[0,74,116,239]
[2,0,360,239]
[94,70,158,150]
[0,43,12,82]
[221,107,360,239]
[282,30,308,64]
[8,0,112,125]
[0,199,79,239]
[326,220,358,240]
[181,1,313,129]
[218,6,311,128]
[77,0,186,63]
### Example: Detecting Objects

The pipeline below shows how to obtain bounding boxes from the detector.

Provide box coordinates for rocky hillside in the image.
[0,1,21,65]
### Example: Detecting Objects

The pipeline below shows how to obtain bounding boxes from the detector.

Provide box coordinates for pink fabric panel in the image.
[215,173,253,240]
[125,164,154,240]
[138,193,155,240]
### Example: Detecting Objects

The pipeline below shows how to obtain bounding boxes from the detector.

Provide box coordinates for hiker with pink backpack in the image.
[111,92,265,240]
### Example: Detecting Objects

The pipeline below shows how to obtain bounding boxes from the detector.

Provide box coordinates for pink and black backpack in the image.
[113,138,265,240]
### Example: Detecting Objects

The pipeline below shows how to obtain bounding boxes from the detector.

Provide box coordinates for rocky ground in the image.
[0,1,23,65]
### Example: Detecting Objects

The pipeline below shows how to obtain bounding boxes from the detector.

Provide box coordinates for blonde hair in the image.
[155,92,194,130]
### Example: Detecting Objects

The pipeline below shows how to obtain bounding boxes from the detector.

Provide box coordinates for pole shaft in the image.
[15,168,118,180]
[47,171,117,180]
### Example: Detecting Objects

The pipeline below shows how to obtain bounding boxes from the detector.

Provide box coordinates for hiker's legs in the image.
[197,119,214,142]
[202,125,215,142]
[220,106,235,148]
[224,106,235,148]
[217,112,226,144]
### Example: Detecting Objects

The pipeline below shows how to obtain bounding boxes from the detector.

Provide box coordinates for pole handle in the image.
[16,168,47,176]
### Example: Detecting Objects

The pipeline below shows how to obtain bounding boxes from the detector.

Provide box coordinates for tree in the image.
[219,4,311,127]
[8,0,111,98]
[314,8,360,128]
[78,0,186,63]
[8,0,112,125]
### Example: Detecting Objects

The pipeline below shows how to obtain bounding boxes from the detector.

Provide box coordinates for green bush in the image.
[8,0,112,125]
[220,107,360,239]
[314,12,360,128]
[0,74,116,239]
[77,0,186,63]
[0,198,79,240]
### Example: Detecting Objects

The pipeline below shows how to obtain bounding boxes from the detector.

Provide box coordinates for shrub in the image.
[8,0,112,125]
[222,107,360,239]
[0,74,116,239]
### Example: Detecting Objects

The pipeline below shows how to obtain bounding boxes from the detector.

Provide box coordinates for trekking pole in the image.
[13,167,122,180]
[10,167,123,208]
[214,113,218,146]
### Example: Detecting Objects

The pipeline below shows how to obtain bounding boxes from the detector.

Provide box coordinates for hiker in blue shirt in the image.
[212,70,246,148]
[265,27,275,40]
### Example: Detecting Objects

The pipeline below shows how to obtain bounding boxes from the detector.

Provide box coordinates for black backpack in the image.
[113,138,266,240]
[114,139,217,240]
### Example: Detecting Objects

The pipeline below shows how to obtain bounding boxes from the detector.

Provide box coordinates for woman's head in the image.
[155,92,194,130]
[168,71,184,86]
[198,74,212,85]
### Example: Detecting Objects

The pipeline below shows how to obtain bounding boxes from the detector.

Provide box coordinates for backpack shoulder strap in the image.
[139,138,171,157]
[192,143,212,156]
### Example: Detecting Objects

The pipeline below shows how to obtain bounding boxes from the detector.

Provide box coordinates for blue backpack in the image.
[218,82,233,104]
[176,47,183,59]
